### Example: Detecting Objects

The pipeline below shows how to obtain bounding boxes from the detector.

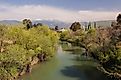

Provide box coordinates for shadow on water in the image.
[21,42,116,80]
[61,64,113,80]
[60,42,113,80]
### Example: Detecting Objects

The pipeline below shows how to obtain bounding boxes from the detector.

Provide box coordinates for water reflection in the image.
[60,41,112,80]
[21,42,112,80]
[61,65,111,80]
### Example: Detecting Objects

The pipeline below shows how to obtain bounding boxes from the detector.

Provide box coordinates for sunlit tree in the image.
[70,22,81,31]
[22,19,32,29]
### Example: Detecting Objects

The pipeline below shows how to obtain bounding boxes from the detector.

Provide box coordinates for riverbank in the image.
[60,40,121,79]
[18,54,50,77]
[21,42,112,80]
[59,22,121,79]
[0,25,59,80]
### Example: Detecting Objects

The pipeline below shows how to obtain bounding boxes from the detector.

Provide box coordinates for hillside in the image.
[0,20,115,28]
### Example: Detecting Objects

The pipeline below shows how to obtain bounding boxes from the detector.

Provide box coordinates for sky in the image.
[0,0,120,22]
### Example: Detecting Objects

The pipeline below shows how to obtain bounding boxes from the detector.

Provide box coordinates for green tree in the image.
[55,26,59,31]
[70,22,81,31]
[22,19,32,29]
[36,23,43,27]
[0,24,59,79]
[117,14,121,25]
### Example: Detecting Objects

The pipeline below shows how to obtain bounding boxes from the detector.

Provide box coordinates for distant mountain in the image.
[0,20,20,24]
[33,20,71,29]
[0,20,115,28]
[0,20,71,28]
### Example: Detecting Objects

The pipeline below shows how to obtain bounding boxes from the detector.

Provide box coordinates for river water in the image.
[21,42,111,80]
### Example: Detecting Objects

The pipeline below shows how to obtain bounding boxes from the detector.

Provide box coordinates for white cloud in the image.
[0,4,120,22]
[78,11,119,21]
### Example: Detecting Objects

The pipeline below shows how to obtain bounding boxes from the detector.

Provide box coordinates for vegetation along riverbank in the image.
[0,14,121,80]
[0,20,59,80]
[60,14,121,79]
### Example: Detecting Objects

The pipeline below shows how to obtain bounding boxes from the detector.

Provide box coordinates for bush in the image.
[0,25,58,79]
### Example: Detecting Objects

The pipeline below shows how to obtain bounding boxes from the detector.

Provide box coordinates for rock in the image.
[31,56,39,66]
[19,68,26,76]
[37,53,46,62]
[0,48,5,52]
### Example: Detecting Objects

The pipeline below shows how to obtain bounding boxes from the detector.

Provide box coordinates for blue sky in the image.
[0,0,120,22]
[0,0,121,11]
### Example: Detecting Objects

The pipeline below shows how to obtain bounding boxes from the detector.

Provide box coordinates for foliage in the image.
[22,19,32,29]
[0,24,58,79]
[55,26,59,31]
[117,14,121,25]
[70,22,81,31]
[60,30,71,41]
[60,14,121,78]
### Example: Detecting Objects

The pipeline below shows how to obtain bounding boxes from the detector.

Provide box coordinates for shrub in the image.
[0,25,58,79]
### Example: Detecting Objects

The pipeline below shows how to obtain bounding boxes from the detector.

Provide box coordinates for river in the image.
[20,42,112,80]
